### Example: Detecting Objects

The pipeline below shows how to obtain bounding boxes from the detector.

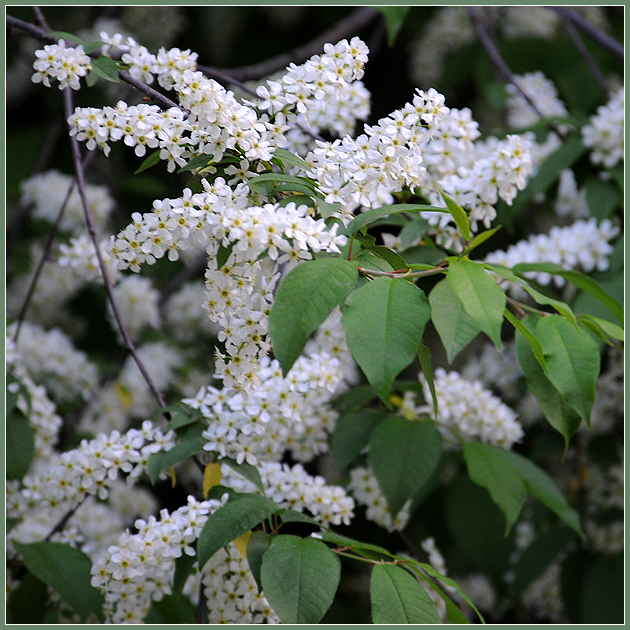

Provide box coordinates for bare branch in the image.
[63,88,168,410]
[558,11,611,95]
[207,7,381,82]
[553,6,624,59]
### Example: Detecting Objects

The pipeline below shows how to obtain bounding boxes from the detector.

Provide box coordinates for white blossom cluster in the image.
[186,307,352,465]
[255,36,370,137]
[91,495,279,624]
[7,422,174,530]
[485,218,620,289]
[413,368,524,448]
[91,496,213,623]
[419,122,533,237]
[451,573,497,621]
[8,321,99,404]
[20,169,115,234]
[108,177,345,385]
[306,87,450,221]
[506,71,569,130]
[347,466,411,532]
[220,460,355,527]
[31,39,92,90]
[199,542,279,624]
[581,87,624,168]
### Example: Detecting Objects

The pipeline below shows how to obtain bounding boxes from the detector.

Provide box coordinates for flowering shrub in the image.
[6,6,623,624]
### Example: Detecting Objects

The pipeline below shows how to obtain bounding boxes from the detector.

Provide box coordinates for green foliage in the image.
[14,541,102,621]
[89,55,121,83]
[6,373,35,481]
[197,493,278,569]
[447,258,506,349]
[429,278,480,362]
[341,277,431,406]
[370,563,441,624]
[147,423,206,484]
[369,417,442,518]
[376,6,412,45]
[343,203,443,237]
[246,530,273,592]
[260,535,341,624]
[269,257,358,375]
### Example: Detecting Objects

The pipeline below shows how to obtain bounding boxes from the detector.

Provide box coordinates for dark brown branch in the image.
[558,11,611,95]
[208,7,381,82]
[31,6,50,32]
[195,584,208,624]
[553,6,624,59]
[63,88,168,410]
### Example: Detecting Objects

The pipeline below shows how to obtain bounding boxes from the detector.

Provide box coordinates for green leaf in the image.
[363,245,409,271]
[331,409,388,475]
[45,30,84,44]
[403,558,484,623]
[370,563,441,624]
[313,196,341,219]
[277,509,321,527]
[178,153,214,173]
[369,417,442,518]
[429,278,480,363]
[496,448,583,538]
[85,69,98,87]
[7,408,35,481]
[447,258,506,349]
[197,494,278,569]
[222,457,265,493]
[332,383,378,411]
[14,542,102,622]
[462,442,527,535]
[81,40,106,55]
[89,55,120,83]
[515,317,582,446]
[249,172,316,194]
[269,258,358,375]
[165,411,198,432]
[503,308,547,371]
[344,204,445,237]
[580,555,624,623]
[260,535,341,624]
[147,424,206,485]
[317,531,395,560]
[578,313,624,342]
[353,249,394,274]
[134,150,161,174]
[511,263,623,325]
[585,177,622,220]
[399,216,430,249]
[462,225,501,256]
[342,277,431,406]
[246,530,272,592]
[271,148,310,172]
[7,572,48,624]
[439,189,471,241]
[417,342,438,420]
[376,6,412,45]
[535,315,600,425]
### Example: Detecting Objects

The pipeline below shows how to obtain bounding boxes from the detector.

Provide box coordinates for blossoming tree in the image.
[6,6,623,624]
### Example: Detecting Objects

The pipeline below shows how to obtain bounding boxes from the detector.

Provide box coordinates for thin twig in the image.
[466,7,566,137]
[117,69,182,112]
[553,6,624,59]
[63,88,167,409]
[206,6,381,82]
[44,495,88,542]
[12,153,94,342]
[31,6,50,32]
[557,12,611,95]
